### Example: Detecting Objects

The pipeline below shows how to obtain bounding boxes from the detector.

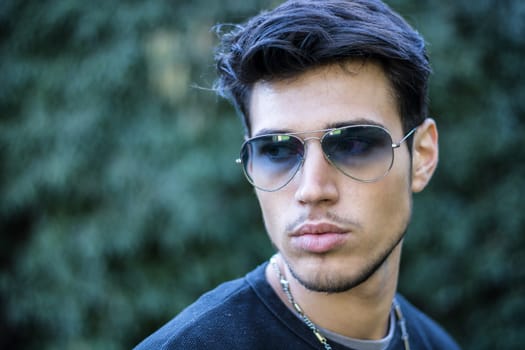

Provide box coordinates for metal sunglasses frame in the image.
[236,124,418,192]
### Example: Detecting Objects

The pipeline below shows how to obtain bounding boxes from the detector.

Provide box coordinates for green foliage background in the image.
[0,0,523,349]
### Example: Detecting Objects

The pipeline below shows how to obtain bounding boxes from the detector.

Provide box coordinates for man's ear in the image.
[411,118,439,193]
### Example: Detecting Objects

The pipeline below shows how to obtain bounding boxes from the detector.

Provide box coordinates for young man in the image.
[135,1,462,349]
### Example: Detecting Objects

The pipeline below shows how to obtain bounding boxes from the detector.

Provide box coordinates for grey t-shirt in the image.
[319,310,395,350]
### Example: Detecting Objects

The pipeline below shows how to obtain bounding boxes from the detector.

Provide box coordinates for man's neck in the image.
[265,250,401,340]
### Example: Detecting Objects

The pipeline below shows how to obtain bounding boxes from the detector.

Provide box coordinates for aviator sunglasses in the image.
[236,124,418,192]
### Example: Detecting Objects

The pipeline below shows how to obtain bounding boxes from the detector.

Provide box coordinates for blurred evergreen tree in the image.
[396,2,525,349]
[0,0,523,349]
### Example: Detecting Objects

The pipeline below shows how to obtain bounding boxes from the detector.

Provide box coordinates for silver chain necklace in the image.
[270,256,411,350]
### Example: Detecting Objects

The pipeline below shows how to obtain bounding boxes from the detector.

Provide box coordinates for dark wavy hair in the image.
[214,0,431,136]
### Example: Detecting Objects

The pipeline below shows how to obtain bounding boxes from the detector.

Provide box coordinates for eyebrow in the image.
[252,118,386,137]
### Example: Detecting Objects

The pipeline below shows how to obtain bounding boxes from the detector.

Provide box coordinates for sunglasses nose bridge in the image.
[302,136,322,150]
[300,136,323,159]
[302,136,322,142]
[299,136,335,171]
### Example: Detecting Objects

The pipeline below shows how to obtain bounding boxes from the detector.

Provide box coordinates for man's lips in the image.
[292,223,348,236]
[290,223,349,253]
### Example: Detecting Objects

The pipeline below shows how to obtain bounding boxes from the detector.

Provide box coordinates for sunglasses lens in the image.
[322,126,394,182]
[240,134,304,191]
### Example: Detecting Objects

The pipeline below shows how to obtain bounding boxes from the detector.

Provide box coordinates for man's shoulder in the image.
[133,264,271,350]
[396,294,462,350]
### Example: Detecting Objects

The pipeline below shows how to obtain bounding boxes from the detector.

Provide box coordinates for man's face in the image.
[249,62,414,293]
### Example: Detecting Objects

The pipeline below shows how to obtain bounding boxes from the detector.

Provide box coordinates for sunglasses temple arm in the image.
[392,127,417,148]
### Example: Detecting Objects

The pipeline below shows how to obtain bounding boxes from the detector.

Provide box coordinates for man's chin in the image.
[288,267,369,294]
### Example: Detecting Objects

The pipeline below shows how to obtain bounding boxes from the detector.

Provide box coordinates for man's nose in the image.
[294,140,339,205]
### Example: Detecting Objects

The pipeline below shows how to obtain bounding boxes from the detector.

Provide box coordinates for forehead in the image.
[248,61,402,136]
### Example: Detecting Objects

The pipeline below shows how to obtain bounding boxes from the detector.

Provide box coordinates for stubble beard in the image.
[283,227,408,294]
